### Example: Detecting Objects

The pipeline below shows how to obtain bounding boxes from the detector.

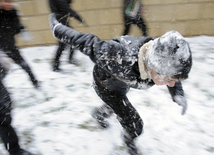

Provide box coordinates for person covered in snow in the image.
[0,0,39,88]
[0,54,33,155]
[49,0,88,72]
[122,0,147,36]
[49,13,192,155]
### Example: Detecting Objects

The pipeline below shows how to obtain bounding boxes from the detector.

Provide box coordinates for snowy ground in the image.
[0,36,214,155]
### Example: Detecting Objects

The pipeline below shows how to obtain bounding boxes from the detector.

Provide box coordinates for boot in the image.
[27,71,40,89]
[123,133,139,155]
[29,76,40,89]
[52,63,61,72]
[91,104,113,128]
[92,108,109,128]
[31,79,40,89]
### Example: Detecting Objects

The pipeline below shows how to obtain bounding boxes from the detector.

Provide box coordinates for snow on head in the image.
[147,30,192,78]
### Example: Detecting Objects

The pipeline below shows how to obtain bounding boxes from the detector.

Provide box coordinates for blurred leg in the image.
[2,35,39,88]
[93,79,143,155]
[92,104,113,128]
[0,81,20,154]
[123,16,132,36]
[0,124,20,154]
[0,82,33,155]
[53,41,67,71]
[5,47,39,88]
[136,15,147,36]
[68,47,75,63]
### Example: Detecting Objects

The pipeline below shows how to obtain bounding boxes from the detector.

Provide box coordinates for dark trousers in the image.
[123,14,147,36]
[93,68,143,140]
[0,34,38,85]
[0,81,20,154]
[53,41,74,69]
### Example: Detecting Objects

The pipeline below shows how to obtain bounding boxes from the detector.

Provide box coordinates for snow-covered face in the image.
[148,68,178,87]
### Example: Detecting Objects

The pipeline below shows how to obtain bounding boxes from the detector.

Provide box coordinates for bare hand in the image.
[1,2,14,10]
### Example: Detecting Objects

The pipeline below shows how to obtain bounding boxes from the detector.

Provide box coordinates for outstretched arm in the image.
[49,13,102,63]
[167,81,187,115]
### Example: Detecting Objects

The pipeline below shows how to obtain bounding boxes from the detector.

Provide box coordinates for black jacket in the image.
[49,13,185,103]
[48,0,83,25]
[0,8,24,36]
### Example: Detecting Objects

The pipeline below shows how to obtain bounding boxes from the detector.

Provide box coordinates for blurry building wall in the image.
[13,0,214,47]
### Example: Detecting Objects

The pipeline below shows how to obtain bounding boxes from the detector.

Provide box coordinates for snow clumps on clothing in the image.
[147,30,192,79]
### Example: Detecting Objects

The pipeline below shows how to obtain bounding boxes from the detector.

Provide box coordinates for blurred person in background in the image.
[50,13,192,155]
[0,0,40,88]
[122,0,147,36]
[0,53,33,155]
[49,0,88,72]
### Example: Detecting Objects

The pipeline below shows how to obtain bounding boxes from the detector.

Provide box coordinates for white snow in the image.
[0,35,214,155]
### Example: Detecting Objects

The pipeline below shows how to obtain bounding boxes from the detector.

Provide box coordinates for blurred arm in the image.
[167,81,187,115]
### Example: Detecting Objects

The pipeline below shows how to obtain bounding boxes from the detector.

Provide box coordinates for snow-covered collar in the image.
[138,40,154,80]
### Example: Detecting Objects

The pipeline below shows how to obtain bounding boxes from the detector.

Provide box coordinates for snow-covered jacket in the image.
[48,0,83,25]
[49,13,187,114]
[0,8,24,36]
